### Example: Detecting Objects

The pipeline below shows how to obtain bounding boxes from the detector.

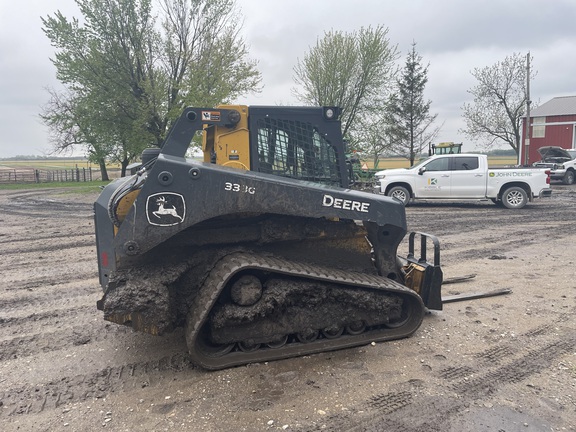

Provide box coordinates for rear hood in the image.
[537,146,572,159]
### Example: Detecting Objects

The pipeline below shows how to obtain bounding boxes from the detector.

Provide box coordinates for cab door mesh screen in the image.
[256,118,340,186]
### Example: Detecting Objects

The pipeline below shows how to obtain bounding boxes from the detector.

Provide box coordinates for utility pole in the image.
[524,52,531,166]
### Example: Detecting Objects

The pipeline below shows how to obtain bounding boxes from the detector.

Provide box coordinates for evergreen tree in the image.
[387,42,439,166]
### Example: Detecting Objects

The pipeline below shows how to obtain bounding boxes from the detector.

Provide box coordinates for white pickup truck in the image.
[533,146,576,185]
[373,153,552,209]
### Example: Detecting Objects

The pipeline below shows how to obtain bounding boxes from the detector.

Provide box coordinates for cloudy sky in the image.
[1,0,575,158]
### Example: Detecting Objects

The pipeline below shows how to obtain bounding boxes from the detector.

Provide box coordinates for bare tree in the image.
[461,52,536,155]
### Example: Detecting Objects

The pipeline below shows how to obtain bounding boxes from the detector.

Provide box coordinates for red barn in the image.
[522,95,576,164]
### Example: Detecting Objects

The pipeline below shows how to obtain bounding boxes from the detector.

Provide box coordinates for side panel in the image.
[111,155,407,265]
[485,169,548,198]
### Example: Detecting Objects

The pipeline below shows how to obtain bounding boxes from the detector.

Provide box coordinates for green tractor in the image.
[429,142,462,155]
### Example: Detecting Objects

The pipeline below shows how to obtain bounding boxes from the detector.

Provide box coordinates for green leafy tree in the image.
[42,0,261,176]
[292,25,398,142]
[42,0,161,176]
[150,0,262,139]
[461,52,535,156]
[386,42,439,166]
[41,89,115,180]
[350,117,393,168]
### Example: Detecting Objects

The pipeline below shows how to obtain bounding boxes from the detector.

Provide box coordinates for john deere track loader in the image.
[94,105,443,370]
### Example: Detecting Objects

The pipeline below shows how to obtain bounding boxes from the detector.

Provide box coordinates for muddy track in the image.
[0,187,575,432]
[0,190,93,218]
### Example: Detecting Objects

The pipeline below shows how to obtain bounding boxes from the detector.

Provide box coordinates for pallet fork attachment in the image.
[403,232,443,311]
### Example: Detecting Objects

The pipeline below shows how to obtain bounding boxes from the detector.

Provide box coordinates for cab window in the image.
[424,157,450,171]
[255,118,340,185]
[453,157,479,170]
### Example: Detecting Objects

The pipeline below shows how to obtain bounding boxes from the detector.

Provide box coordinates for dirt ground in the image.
[0,183,574,432]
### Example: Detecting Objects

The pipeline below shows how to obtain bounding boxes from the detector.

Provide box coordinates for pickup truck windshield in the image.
[412,157,432,169]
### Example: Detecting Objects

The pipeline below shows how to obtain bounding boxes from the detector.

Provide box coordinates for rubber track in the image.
[185,251,425,370]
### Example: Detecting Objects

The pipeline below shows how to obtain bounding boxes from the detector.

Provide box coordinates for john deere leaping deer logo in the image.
[153,196,184,220]
[146,192,186,226]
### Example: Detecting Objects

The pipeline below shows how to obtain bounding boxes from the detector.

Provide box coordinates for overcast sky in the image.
[1,0,575,158]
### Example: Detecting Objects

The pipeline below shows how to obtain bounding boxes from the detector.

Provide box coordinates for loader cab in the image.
[248,106,348,187]
[201,105,350,188]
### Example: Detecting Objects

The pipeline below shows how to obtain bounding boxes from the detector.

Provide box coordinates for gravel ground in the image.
[0,184,574,432]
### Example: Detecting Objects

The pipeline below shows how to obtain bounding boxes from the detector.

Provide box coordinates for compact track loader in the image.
[94,105,443,370]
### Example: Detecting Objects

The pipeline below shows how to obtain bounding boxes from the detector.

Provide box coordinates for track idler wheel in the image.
[238,341,261,352]
[195,334,235,358]
[384,301,413,329]
[266,335,289,349]
[322,326,344,339]
[345,320,366,335]
[230,275,262,306]
[297,329,320,343]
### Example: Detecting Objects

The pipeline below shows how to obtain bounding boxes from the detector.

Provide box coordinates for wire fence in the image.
[0,167,97,184]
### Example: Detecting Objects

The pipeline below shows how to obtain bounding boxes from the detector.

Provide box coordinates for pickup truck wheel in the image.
[387,186,410,206]
[563,170,575,185]
[501,186,528,209]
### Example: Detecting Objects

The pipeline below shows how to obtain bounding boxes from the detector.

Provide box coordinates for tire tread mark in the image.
[452,337,576,398]
[1,240,93,255]
[1,282,96,311]
[368,390,412,413]
[0,231,93,246]
[302,332,576,432]
[0,305,93,332]
[474,345,516,364]
[437,365,476,380]
[1,352,195,417]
